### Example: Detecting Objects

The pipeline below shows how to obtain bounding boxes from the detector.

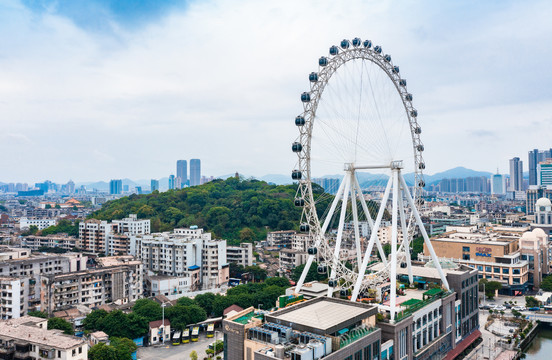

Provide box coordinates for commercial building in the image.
[131,227,229,294]
[151,179,160,192]
[227,242,254,267]
[531,197,552,241]
[509,157,524,191]
[526,186,552,214]
[422,227,530,294]
[190,159,201,186]
[223,297,381,360]
[529,148,552,186]
[109,179,122,195]
[538,160,552,186]
[312,178,341,195]
[0,316,87,360]
[519,228,550,288]
[224,260,479,360]
[177,160,188,187]
[19,217,57,230]
[168,175,176,190]
[41,256,143,314]
[491,172,505,195]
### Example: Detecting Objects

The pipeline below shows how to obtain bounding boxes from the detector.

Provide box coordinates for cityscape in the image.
[1,2,552,360]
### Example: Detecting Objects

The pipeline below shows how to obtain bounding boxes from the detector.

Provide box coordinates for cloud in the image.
[1,0,551,182]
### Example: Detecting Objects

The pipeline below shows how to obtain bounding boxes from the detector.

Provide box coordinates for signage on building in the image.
[475,246,492,257]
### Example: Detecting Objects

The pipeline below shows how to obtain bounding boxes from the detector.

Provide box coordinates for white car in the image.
[493,305,506,311]
[512,306,526,311]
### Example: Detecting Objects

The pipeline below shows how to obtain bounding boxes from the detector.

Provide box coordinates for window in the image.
[462,246,470,252]
[494,267,500,273]
[477,266,483,271]
[513,269,520,275]
[485,266,491,272]
[503,268,509,274]
[364,344,372,360]
[463,254,470,260]
[355,350,362,360]
[513,278,520,284]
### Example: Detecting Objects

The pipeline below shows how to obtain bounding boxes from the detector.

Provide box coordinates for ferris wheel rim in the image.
[293,38,427,293]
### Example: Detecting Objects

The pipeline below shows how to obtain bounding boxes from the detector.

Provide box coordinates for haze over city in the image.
[1,0,552,183]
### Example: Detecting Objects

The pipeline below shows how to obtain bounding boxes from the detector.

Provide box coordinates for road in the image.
[137,334,223,360]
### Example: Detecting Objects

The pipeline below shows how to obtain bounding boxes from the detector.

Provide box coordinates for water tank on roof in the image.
[309,340,325,359]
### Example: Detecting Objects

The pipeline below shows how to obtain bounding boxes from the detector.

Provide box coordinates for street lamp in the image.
[161,302,167,345]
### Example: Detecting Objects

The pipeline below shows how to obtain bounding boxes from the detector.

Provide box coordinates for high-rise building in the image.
[529,149,552,185]
[109,179,122,195]
[168,175,176,190]
[151,179,159,192]
[190,159,201,186]
[177,160,188,188]
[175,176,182,189]
[538,160,552,186]
[509,157,523,191]
[491,171,505,195]
[66,180,75,194]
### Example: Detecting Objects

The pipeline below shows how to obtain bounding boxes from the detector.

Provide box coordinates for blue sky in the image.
[1,0,552,183]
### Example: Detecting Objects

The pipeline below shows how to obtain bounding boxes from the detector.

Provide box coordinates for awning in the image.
[444,329,481,360]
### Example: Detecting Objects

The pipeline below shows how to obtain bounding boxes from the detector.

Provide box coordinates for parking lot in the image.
[137,334,223,360]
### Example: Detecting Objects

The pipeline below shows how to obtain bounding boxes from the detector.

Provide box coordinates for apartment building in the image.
[266,230,295,248]
[79,214,150,255]
[41,256,142,314]
[19,217,57,230]
[22,234,78,251]
[0,251,87,315]
[227,242,254,267]
[0,316,87,360]
[0,277,28,320]
[132,227,229,294]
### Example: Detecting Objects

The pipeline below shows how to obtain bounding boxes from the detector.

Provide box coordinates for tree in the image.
[265,277,291,288]
[88,343,119,360]
[291,262,327,283]
[110,337,138,360]
[193,293,216,315]
[541,275,552,291]
[47,317,74,335]
[239,227,256,242]
[176,297,195,307]
[28,310,48,318]
[244,265,267,282]
[526,296,540,308]
[480,279,502,299]
[411,236,424,260]
[83,309,108,331]
[190,350,198,360]
[132,299,162,322]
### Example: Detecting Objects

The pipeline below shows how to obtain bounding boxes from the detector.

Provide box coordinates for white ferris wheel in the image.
[292,38,449,320]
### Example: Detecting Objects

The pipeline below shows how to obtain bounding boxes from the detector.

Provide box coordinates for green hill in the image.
[90,177,330,245]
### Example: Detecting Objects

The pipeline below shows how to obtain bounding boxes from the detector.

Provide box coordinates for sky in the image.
[1,0,552,183]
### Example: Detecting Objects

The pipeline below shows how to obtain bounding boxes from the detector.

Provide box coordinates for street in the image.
[137,334,223,360]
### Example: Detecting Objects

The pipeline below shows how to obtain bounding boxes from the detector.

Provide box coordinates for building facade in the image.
[190,159,201,186]
[177,160,188,187]
[509,157,523,191]
[227,243,254,267]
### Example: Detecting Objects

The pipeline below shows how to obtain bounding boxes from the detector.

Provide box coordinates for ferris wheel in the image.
[292,38,449,319]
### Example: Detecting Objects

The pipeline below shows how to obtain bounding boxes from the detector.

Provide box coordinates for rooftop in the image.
[266,297,376,334]
[0,318,84,349]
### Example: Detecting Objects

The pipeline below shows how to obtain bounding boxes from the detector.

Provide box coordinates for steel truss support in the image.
[350,168,449,322]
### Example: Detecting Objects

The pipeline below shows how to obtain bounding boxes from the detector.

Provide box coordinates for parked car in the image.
[494,305,506,311]
[528,307,541,311]
[512,306,526,311]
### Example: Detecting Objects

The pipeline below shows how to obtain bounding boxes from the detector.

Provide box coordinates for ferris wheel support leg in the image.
[350,173,363,267]
[295,176,347,293]
[398,194,413,286]
[354,175,387,265]
[353,175,374,228]
[390,169,399,321]
[399,173,450,290]
[327,174,352,297]
[351,176,393,302]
